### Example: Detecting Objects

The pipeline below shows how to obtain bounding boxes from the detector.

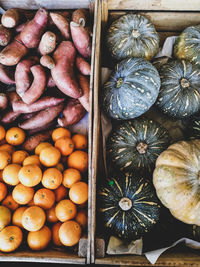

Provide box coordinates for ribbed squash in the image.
[107,118,170,175]
[106,13,159,61]
[153,139,200,225]
[174,25,200,67]
[102,58,161,120]
[99,173,160,240]
[156,59,200,119]
[186,117,200,139]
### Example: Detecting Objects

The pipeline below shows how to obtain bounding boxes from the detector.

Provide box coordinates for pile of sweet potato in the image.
[0,7,91,136]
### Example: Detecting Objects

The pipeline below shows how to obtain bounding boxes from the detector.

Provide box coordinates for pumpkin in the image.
[174,25,200,67]
[153,139,200,225]
[102,58,161,120]
[98,172,160,240]
[186,117,200,139]
[106,13,159,61]
[156,59,200,119]
[107,118,170,175]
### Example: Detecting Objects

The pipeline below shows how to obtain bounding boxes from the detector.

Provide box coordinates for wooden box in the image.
[0,0,99,264]
[91,0,200,265]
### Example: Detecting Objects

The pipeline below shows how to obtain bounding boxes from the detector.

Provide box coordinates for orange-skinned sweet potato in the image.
[40,55,55,69]
[50,12,70,40]
[78,74,89,112]
[0,25,11,46]
[76,55,91,76]
[72,9,89,27]
[1,8,19,28]
[38,31,56,55]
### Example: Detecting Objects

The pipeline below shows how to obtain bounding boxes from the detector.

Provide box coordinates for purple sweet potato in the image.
[0,25,12,46]
[15,21,28,33]
[38,31,56,55]
[8,91,21,105]
[50,12,70,40]
[27,121,56,135]
[1,8,19,28]
[72,9,89,27]
[0,93,8,110]
[76,55,91,75]
[0,64,15,84]
[78,74,89,112]
[1,109,21,124]
[47,74,56,88]
[40,55,55,69]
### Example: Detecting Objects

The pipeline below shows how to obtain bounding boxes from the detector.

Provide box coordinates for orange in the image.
[63,168,81,188]
[52,222,62,246]
[55,185,68,202]
[2,164,21,186]
[59,220,81,246]
[0,225,23,252]
[0,205,11,231]
[2,194,19,211]
[55,162,64,172]
[75,209,87,229]
[18,164,42,187]
[27,225,51,251]
[35,142,52,155]
[21,206,46,232]
[27,198,35,206]
[0,125,6,141]
[0,182,7,201]
[12,206,27,228]
[52,127,71,142]
[23,155,41,167]
[55,136,74,156]
[6,127,25,146]
[0,170,3,182]
[12,183,34,205]
[42,168,63,190]
[39,146,61,167]
[0,144,15,154]
[72,134,88,150]
[46,205,58,223]
[69,182,88,204]
[12,150,29,165]
[55,199,77,222]
[34,188,55,210]
[0,151,11,170]
[67,151,88,173]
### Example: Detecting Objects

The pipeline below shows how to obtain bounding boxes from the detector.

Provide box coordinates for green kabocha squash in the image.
[156,59,200,119]
[102,58,161,120]
[107,118,170,175]
[153,139,200,225]
[99,172,160,240]
[174,25,200,67]
[106,13,159,61]
[186,117,200,139]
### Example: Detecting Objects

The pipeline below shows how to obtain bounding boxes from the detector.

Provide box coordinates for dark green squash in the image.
[174,25,200,67]
[186,117,200,139]
[106,13,159,61]
[98,172,160,241]
[107,118,170,175]
[156,59,200,119]
[102,58,161,120]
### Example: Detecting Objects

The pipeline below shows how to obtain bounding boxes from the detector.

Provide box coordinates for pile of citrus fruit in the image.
[0,125,88,252]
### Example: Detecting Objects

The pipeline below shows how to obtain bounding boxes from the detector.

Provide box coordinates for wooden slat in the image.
[107,0,200,11]
[0,0,90,10]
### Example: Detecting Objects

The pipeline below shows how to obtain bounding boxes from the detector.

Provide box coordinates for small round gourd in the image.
[102,58,161,120]
[156,59,200,119]
[99,172,160,240]
[106,13,159,61]
[174,25,200,67]
[107,118,170,175]
[153,139,200,225]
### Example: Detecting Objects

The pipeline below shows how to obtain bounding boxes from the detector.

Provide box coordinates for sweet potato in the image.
[19,102,64,130]
[20,7,48,48]
[51,41,82,98]
[0,35,28,66]
[50,12,70,40]
[76,55,91,75]
[0,93,8,110]
[15,56,39,96]
[72,9,89,27]
[0,25,11,46]
[78,74,89,112]
[27,121,56,135]
[20,112,38,121]
[0,64,15,84]
[57,99,86,127]
[70,21,91,58]
[38,31,56,55]
[1,8,19,28]
[1,109,20,124]
[22,130,52,152]
[15,22,28,33]
[21,65,47,104]
[8,91,21,105]
[40,55,55,69]
[13,96,65,113]
[47,74,56,88]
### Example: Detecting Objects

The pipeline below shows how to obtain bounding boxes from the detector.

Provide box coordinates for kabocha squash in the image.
[106,13,159,61]
[107,118,170,175]
[156,59,200,119]
[174,25,200,67]
[186,117,200,139]
[102,58,161,120]
[99,172,160,241]
[153,139,200,225]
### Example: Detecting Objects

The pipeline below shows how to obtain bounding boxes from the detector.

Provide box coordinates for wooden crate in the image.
[91,0,200,265]
[0,0,99,264]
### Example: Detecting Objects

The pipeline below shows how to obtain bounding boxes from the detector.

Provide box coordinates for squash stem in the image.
[180,78,190,88]
[116,77,124,88]
[119,197,132,211]
[136,142,148,154]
